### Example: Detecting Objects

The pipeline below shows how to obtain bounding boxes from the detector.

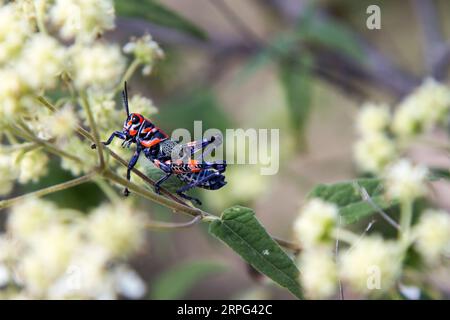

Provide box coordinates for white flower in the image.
[129,95,158,115]
[413,209,450,264]
[71,43,125,90]
[21,225,80,295]
[414,78,450,126]
[60,137,98,175]
[339,236,401,294]
[50,0,115,41]
[42,104,78,139]
[16,34,66,90]
[393,78,450,139]
[0,152,17,195]
[299,249,337,299]
[49,245,112,299]
[14,150,49,184]
[0,68,25,119]
[8,198,59,240]
[293,198,338,247]
[385,159,428,201]
[82,92,120,131]
[0,236,16,262]
[392,96,425,138]
[356,102,390,136]
[123,34,164,76]
[113,266,146,299]
[354,133,396,174]
[0,3,31,64]
[88,203,146,257]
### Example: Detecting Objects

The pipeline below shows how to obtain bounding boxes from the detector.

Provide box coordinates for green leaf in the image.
[115,0,207,40]
[428,167,450,181]
[308,178,397,224]
[279,55,313,147]
[297,6,364,62]
[239,32,299,81]
[150,260,227,300]
[156,88,233,133]
[208,206,303,299]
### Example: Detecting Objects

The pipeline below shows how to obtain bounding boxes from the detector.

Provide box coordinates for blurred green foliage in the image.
[308,178,397,224]
[150,260,227,299]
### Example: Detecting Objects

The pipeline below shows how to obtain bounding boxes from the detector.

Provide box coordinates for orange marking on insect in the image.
[188,159,201,172]
[129,129,137,136]
[140,138,161,148]
[142,127,152,133]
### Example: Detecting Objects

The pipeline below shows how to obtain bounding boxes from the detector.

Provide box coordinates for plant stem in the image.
[9,125,81,162]
[0,172,96,210]
[102,169,207,218]
[79,92,105,169]
[271,236,301,254]
[332,228,360,245]
[399,200,413,244]
[115,59,140,94]
[4,130,19,144]
[94,178,119,204]
[34,0,48,34]
[145,215,202,230]
[106,148,189,206]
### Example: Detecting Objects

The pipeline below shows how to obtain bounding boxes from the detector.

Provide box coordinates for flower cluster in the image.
[0,0,163,300]
[354,78,450,175]
[295,79,450,299]
[0,0,162,193]
[293,79,450,298]
[0,198,147,299]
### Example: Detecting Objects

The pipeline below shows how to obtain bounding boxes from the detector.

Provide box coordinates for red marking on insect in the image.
[129,129,137,136]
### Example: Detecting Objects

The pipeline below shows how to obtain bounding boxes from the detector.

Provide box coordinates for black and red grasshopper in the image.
[93,82,226,205]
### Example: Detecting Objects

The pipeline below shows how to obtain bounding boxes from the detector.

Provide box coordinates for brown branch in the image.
[411,0,450,77]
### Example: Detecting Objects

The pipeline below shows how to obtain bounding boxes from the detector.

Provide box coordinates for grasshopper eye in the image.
[132,115,140,124]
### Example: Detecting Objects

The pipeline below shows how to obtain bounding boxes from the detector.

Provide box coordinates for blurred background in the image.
[7,0,450,299]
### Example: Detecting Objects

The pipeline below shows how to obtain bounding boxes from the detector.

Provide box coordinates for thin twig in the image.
[357,184,400,230]
[145,215,202,230]
[9,124,81,163]
[271,236,301,254]
[80,92,105,169]
[210,0,261,46]
[102,169,207,218]
[105,148,189,206]
[411,0,448,75]
[346,220,377,253]
[0,171,97,210]
[336,216,344,300]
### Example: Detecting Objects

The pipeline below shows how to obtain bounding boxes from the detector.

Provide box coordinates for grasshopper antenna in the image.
[122,81,130,116]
